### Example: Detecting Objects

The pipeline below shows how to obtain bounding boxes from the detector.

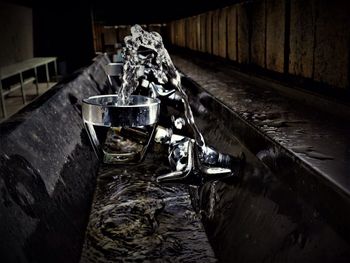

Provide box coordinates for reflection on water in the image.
[80,151,217,262]
[190,97,350,263]
[102,126,154,164]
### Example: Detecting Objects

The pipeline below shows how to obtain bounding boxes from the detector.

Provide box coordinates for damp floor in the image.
[172,52,350,198]
[80,149,217,263]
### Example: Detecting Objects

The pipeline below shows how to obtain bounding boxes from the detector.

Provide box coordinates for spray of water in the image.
[120,24,206,150]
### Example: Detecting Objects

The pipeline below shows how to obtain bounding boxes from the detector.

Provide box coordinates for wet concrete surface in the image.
[188,100,350,262]
[171,53,350,242]
[172,54,350,195]
[0,55,109,263]
[80,150,216,263]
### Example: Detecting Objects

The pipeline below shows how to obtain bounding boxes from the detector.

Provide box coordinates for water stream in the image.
[119,24,206,151]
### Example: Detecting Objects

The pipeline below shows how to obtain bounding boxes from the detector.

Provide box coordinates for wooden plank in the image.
[185,18,191,49]
[212,9,220,56]
[189,17,195,50]
[251,0,266,68]
[180,19,186,47]
[289,0,315,78]
[237,3,250,64]
[313,0,350,88]
[266,0,285,73]
[174,20,180,46]
[93,23,103,52]
[103,27,117,45]
[192,16,198,50]
[200,14,206,52]
[227,5,237,61]
[218,7,228,58]
[195,15,200,51]
[176,20,182,47]
[205,12,213,54]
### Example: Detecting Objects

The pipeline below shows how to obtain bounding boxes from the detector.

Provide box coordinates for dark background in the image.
[1,0,245,73]
[7,0,244,23]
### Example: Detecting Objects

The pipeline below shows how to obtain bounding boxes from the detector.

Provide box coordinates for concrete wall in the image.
[168,0,350,90]
[0,54,109,263]
[0,3,33,67]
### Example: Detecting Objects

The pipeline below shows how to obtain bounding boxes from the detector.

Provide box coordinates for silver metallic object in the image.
[82,25,244,184]
[155,126,244,185]
[82,95,160,164]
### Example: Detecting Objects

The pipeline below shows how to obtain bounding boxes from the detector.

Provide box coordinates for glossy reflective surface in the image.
[82,95,160,127]
[1,52,350,263]
[0,55,109,262]
[80,150,216,262]
[174,52,350,262]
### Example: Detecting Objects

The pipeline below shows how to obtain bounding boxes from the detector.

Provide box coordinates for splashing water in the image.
[120,24,206,150]
[119,25,172,104]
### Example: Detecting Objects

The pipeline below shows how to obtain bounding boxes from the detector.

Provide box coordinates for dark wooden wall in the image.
[168,0,350,90]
